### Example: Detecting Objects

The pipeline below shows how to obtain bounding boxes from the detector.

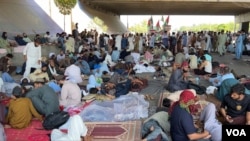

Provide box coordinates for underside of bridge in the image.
[81,0,250,15]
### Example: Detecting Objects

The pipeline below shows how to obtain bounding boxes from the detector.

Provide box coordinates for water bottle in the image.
[195,77,200,85]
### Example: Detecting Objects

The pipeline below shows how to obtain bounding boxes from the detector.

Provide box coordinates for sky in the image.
[120,15,235,31]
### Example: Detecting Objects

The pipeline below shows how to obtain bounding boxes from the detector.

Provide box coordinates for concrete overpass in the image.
[81,0,250,32]
[81,0,250,15]
[0,0,250,35]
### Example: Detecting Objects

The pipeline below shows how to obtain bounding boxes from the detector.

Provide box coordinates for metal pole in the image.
[49,0,52,17]
[127,15,129,30]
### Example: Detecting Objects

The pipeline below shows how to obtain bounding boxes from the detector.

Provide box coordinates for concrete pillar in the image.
[241,22,249,32]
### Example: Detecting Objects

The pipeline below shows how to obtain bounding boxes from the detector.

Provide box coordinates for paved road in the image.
[211,52,250,77]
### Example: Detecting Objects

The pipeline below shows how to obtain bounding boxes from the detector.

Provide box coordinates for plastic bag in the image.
[80,94,149,122]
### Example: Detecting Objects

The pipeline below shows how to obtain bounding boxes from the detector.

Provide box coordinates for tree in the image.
[129,20,148,33]
[179,22,238,32]
[54,0,77,31]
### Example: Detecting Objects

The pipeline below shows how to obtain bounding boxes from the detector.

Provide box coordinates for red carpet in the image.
[5,120,51,141]
[85,120,142,141]
[5,117,141,141]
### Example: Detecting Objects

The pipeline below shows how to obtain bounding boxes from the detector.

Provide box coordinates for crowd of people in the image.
[0,25,250,141]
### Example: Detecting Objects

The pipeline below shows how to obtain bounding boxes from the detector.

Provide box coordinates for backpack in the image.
[187,83,206,95]
[42,111,70,130]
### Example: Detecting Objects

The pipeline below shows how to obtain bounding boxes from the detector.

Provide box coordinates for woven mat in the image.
[85,120,141,141]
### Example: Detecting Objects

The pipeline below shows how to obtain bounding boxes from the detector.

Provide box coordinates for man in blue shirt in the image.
[170,90,210,141]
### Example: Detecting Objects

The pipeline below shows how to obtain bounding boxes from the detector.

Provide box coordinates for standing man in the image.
[169,32,177,55]
[162,31,169,48]
[115,34,122,51]
[217,30,227,56]
[23,38,42,77]
[234,31,244,60]
[149,33,156,48]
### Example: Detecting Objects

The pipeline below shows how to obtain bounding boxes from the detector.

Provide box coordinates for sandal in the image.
[144,94,150,100]
[149,95,154,100]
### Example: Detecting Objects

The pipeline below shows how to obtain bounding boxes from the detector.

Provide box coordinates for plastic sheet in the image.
[80,93,149,122]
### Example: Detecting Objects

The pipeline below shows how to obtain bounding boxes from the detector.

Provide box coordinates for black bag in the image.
[42,111,70,130]
[187,83,206,95]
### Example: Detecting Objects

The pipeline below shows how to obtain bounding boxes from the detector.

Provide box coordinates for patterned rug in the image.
[85,120,142,141]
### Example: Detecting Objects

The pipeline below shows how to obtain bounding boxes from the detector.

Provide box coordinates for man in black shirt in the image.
[220,83,250,125]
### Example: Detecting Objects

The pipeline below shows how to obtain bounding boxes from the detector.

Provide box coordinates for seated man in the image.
[199,103,222,141]
[22,33,32,43]
[86,74,101,92]
[144,48,154,63]
[111,47,120,63]
[92,63,110,78]
[170,90,211,141]
[47,59,62,80]
[166,61,189,92]
[64,59,83,84]
[55,75,81,108]
[75,57,91,75]
[131,50,140,64]
[1,65,15,83]
[0,53,16,74]
[15,34,27,46]
[29,64,50,82]
[25,78,60,116]
[5,86,42,129]
[220,83,250,125]
[159,47,174,67]
[207,66,235,87]
[124,51,135,64]
[194,55,212,76]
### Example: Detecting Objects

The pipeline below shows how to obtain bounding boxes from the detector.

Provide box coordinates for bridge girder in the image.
[81,0,250,15]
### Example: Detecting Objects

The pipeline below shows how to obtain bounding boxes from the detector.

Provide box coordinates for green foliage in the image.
[54,0,77,15]
[129,20,148,33]
[179,22,239,32]
[88,17,108,32]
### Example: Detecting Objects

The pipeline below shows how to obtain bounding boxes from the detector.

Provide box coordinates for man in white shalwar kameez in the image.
[128,34,135,51]
[115,34,122,51]
[51,115,89,141]
[23,39,42,78]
